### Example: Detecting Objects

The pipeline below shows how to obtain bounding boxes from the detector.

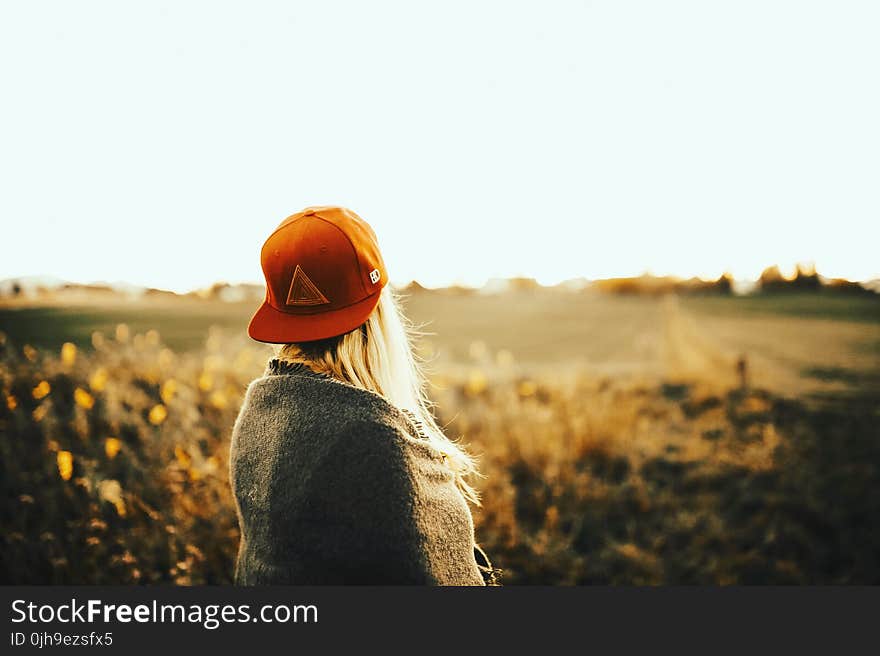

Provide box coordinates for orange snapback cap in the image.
[248,206,388,343]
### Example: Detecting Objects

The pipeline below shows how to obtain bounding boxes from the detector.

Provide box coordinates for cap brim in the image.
[247,291,382,344]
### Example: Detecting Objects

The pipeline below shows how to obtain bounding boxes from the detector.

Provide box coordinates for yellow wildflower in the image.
[5,394,17,411]
[465,370,488,396]
[74,388,94,410]
[61,342,77,366]
[57,451,73,481]
[105,437,122,459]
[148,404,167,425]
[160,379,178,404]
[174,445,191,467]
[142,367,159,385]
[198,372,213,392]
[209,390,227,409]
[32,380,51,400]
[89,367,108,392]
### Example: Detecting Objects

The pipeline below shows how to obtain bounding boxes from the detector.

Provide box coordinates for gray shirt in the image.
[229,359,489,585]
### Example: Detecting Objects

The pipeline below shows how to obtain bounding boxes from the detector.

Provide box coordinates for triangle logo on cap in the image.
[286,265,330,306]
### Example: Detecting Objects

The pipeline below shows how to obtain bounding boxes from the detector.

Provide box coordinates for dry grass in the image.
[2,318,878,585]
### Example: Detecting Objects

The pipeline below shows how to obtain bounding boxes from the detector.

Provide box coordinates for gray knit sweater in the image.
[229,359,492,585]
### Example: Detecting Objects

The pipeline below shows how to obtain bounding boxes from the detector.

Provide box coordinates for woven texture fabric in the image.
[230,359,489,585]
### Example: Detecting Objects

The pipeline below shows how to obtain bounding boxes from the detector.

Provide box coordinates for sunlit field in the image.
[1,290,878,584]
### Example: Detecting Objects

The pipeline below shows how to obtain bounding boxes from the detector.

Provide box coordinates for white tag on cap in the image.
[369,268,381,284]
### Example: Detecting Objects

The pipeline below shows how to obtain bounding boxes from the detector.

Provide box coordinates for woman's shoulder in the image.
[244,359,394,417]
[238,359,437,460]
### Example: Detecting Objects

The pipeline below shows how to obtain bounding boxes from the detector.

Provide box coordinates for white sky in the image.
[1,1,878,292]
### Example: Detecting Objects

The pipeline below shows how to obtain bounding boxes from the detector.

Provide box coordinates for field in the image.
[1,290,879,584]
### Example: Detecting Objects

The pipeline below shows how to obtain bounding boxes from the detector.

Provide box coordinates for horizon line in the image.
[3,265,878,297]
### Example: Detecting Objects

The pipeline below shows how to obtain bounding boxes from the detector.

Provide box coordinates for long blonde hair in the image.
[275,286,480,504]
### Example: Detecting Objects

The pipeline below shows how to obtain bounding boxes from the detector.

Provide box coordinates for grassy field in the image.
[1,290,879,584]
[2,290,877,396]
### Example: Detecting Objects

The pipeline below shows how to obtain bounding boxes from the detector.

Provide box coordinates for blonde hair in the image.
[275,286,480,504]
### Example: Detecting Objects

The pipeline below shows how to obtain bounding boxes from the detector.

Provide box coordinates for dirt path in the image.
[663,295,880,398]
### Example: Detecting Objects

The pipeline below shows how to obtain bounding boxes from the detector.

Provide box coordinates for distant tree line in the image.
[591,265,875,297]
[758,264,872,295]
[593,273,734,296]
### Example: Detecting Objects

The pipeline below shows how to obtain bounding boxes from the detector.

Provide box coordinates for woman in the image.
[230,206,497,585]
